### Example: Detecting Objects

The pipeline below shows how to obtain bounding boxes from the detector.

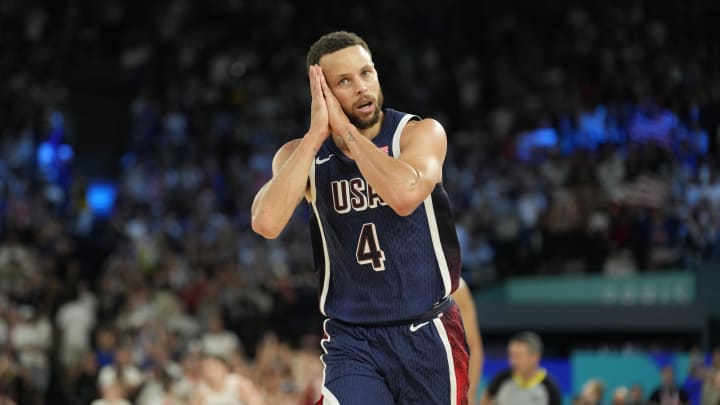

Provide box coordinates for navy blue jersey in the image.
[308,108,461,324]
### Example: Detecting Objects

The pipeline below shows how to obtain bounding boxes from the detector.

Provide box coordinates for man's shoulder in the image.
[540,372,562,396]
[399,117,447,152]
[403,116,444,132]
[271,138,310,171]
[486,369,514,398]
[488,369,514,387]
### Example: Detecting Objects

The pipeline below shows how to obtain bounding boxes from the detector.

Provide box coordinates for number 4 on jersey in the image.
[356,223,386,271]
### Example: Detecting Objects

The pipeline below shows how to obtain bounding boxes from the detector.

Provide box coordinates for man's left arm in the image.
[344,119,446,216]
[319,74,446,216]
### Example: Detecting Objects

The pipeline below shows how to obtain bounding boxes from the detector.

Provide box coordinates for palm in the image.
[317,68,351,134]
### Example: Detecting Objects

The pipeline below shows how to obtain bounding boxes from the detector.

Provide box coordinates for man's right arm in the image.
[251,64,329,239]
[250,135,323,239]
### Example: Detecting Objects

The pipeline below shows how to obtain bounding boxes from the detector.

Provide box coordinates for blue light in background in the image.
[86,181,117,218]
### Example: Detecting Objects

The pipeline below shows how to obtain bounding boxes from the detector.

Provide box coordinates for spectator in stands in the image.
[64,351,100,405]
[200,313,241,362]
[97,345,144,402]
[685,348,706,405]
[702,349,720,405]
[0,350,28,405]
[55,285,97,370]
[613,386,630,405]
[700,369,720,405]
[94,328,118,369]
[629,384,649,405]
[167,346,203,403]
[9,305,52,403]
[482,331,561,405]
[91,379,131,405]
[649,364,689,405]
[577,379,605,405]
[190,351,264,405]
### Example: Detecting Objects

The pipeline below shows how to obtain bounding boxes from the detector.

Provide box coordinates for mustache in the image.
[353,96,376,109]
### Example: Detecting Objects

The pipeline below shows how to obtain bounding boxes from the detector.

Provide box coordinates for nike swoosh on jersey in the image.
[409,321,430,332]
[315,154,334,165]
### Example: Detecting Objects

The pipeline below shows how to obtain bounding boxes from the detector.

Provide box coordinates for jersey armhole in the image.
[390,114,421,158]
[307,159,316,203]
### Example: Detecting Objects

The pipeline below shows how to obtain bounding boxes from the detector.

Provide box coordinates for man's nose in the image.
[355,80,368,95]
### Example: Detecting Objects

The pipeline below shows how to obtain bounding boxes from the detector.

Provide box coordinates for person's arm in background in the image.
[251,65,330,238]
[236,375,266,405]
[453,278,483,405]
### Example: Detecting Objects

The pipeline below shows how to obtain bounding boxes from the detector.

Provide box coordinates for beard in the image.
[347,89,384,130]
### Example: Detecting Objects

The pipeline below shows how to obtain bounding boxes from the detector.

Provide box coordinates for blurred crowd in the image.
[1,0,720,403]
[486,332,720,405]
[571,349,720,405]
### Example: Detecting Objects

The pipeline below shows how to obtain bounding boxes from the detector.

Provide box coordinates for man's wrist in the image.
[305,128,328,142]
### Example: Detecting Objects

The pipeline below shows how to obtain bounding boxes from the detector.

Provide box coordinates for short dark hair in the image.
[306,31,370,69]
[510,331,543,354]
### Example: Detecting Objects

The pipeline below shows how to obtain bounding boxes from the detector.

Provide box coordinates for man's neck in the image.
[358,111,385,140]
[515,367,542,382]
[511,367,546,389]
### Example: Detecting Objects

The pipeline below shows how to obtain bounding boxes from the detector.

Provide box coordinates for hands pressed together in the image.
[307,64,351,141]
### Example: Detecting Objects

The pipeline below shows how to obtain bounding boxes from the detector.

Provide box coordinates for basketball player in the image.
[251,31,468,404]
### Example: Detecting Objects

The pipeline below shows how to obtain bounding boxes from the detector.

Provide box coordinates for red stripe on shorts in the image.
[441,304,469,405]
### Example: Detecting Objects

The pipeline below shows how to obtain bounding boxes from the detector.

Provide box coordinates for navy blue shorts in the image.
[317,302,469,405]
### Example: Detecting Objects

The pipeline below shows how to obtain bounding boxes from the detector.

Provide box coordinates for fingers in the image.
[317,69,341,109]
[309,65,326,106]
[308,65,319,98]
[318,68,333,98]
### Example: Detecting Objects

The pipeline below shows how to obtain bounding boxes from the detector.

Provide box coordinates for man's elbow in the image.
[251,215,282,239]
[386,191,424,217]
[389,199,421,217]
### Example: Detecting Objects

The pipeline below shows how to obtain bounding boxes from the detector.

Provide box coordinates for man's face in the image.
[319,45,384,130]
[629,385,643,400]
[508,341,538,375]
[661,366,675,385]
